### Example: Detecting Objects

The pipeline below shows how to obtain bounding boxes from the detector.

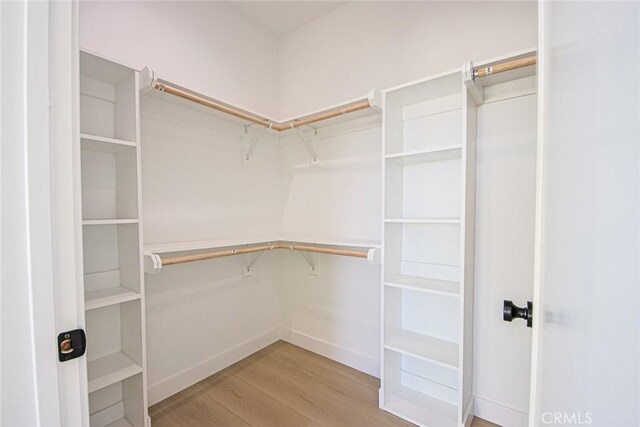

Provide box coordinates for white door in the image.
[531,2,639,426]
[1,1,87,425]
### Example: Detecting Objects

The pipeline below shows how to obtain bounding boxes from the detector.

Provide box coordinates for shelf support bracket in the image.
[298,251,319,276]
[463,60,484,105]
[243,250,265,277]
[295,126,319,166]
[242,124,265,162]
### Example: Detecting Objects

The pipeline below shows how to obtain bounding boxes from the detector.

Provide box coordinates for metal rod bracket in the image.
[243,251,264,277]
[298,251,319,276]
[463,60,484,105]
[296,126,319,166]
[242,125,264,162]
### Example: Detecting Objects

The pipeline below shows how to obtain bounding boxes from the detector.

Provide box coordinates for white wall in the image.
[79,1,279,118]
[278,114,383,376]
[140,93,283,404]
[278,1,537,118]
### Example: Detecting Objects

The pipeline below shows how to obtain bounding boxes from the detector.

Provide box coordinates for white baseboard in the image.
[280,328,380,378]
[473,396,528,426]
[147,327,281,405]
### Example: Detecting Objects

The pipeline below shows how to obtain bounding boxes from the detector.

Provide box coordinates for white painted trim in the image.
[474,396,528,427]
[280,328,380,378]
[147,327,281,405]
[529,1,546,423]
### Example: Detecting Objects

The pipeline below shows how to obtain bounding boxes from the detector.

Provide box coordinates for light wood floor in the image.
[150,341,497,427]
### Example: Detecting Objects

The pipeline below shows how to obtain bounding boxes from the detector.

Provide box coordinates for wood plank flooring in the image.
[150,341,498,427]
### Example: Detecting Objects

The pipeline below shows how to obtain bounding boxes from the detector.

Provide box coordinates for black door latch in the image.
[57,329,86,362]
[503,300,533,328]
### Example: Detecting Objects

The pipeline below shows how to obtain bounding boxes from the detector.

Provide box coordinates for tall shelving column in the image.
[380,70,476,427]
[79,51,149,427]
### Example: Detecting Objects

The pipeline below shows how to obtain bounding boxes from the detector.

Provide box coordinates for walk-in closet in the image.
[4,2,638,427]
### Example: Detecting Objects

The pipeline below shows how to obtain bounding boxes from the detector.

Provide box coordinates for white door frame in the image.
[1,0,87,425]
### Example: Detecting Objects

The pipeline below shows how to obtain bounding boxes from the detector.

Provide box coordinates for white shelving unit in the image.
[380,70,476,426]
[79,51,149,427]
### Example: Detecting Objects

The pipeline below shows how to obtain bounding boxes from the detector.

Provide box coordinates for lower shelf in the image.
[385,330,458,369]
[384,274,459,297]
[88,352,143,393]
[383,385,457,427]
[105,418,134,427]
[85,287,141,311]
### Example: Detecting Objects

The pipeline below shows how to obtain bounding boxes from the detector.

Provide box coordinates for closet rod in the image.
[155,82,274,128]
[160,243,369,267]
[153,81,374,132]
[472,55,536,79]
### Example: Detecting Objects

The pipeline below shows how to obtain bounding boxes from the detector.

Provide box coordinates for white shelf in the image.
[145,235,381,255]
[383,385,458,427]
[385,146,461,165]
[81,134,136,153]
[385,218,460,225]
[105,418,134,427]
[88,352,142,393]
[385,330,459,370]
[82,219,139,226]
[384,274,459,297]
[85,287,141,311]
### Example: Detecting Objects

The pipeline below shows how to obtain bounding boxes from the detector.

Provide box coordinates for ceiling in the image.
[232,1,346,37]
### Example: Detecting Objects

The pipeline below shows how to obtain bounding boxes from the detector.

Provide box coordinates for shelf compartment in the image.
[384,222,461,282]
[85,286,141,311]
[384,72,462,156]
[83,225,141,294]
[81,134,137,153]
[89,373,144,427]
[383,384,457,427]
[81,145,138,221]
[385,329,458,369]
[383,349,458,427]
[85,300,143,396]
[88,352,142,393]
[385,154,461,219]
[384,286,459,366]
[80,51,138,143]
[384,274,459,297]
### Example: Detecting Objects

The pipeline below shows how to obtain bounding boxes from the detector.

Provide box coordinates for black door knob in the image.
[503,300,532,328]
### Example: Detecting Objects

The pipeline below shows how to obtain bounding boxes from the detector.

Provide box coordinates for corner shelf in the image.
[87,352,143,393]
[85,287,141,311]
[384,330,459,370]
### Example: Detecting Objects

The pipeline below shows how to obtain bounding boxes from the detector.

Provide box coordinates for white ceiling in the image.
[232,1,346,37]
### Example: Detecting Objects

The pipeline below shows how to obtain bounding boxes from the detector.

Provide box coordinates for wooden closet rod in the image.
[153,81,374,132]
[472,55,536,79]
[160,243,369,267]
